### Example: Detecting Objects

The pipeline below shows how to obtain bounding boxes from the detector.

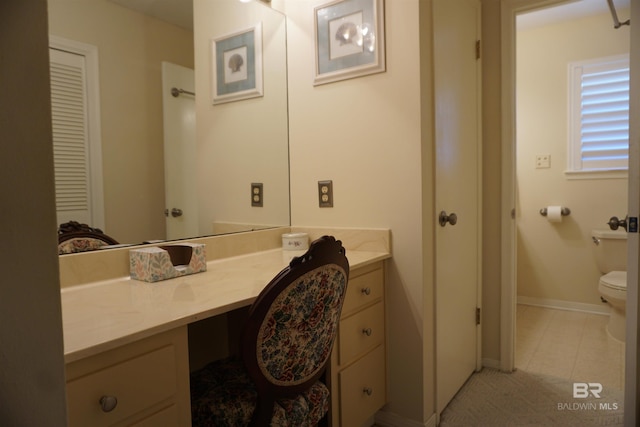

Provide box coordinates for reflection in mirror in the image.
[47,0,290,253]
[194,0,290,237]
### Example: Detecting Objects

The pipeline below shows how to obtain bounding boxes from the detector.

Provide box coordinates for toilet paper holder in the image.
[539,207,571,217]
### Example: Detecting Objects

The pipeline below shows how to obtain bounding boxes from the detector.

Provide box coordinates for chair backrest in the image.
[241,235,349,402]
[57,221,119,254]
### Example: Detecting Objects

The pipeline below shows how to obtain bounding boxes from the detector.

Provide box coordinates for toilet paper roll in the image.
[546,205,563,223]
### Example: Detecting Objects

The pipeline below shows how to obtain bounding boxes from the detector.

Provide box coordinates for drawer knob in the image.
[361,287,372,296]
[99,395,118,412]
[362,328,373,336]
[363,387,373,396]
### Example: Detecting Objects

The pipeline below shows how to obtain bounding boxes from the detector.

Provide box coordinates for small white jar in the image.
[282,233,309,251]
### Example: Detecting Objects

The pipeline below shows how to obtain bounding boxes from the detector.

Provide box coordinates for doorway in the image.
[502,0,638,425]
[514,1,629,388]
[162,62,198,240]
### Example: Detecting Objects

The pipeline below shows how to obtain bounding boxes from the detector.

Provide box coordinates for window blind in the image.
[574,57,629,171]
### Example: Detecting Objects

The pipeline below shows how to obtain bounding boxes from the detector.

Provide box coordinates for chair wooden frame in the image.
[240,235,350,426]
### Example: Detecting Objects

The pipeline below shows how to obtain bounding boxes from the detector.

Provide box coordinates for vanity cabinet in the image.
[330,261,386,427]
[65,327,191,427]
[60,239,390,427]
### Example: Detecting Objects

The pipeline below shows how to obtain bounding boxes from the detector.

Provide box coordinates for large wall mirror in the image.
[48,0,290,252]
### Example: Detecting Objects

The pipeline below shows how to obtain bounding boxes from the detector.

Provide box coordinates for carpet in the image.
[439,368,624,426]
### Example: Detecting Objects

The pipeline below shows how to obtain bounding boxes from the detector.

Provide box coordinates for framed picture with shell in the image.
[313,0,385,86]
[211,23,263,104]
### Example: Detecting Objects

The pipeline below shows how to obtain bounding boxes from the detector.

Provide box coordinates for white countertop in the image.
[61,248,390,363]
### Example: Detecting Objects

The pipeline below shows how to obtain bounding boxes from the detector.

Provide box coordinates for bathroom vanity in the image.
[330,261,386,427]
[60,227,390,426]
[65,327,190,426]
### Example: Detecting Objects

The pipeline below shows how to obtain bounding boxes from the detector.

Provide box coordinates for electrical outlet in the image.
[536,154,551,169]
[251,183,263,207]
[318,180,333,208]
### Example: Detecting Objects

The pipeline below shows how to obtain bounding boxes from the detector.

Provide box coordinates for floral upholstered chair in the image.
[57,221,120,254]
[190,235,350,426]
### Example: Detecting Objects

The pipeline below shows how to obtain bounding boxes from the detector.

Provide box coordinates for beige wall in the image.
[193,0,290,235]
[48,0,194,244]
[516,11,630,306]
[280,0,430,422]
[0,0,67,424]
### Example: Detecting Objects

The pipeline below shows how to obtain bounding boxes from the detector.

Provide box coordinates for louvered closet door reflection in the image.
[49,48,92,226]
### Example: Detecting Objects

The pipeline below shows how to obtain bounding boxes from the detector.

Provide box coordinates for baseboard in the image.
[375,410,436,427]
[517,295,610,315]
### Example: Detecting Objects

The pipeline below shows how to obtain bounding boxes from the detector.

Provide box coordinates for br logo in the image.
[573,382,603,398]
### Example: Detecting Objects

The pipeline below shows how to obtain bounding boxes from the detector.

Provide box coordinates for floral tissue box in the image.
[130,243,206,283]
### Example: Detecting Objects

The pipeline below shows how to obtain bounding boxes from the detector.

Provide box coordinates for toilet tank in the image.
[592,229,627,273]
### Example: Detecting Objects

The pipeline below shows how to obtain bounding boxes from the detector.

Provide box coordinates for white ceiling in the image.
[108,0,193,31]
[517,0,630,30]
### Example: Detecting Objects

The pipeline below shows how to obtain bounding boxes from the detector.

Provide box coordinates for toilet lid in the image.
[600,271,627,290]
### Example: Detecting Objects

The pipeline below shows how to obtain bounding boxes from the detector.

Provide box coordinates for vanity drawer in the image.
[339,345,386,427]
[131,404,179,427]
[342,264,383,317]
[67,345,178,426]
[339,301,384,365]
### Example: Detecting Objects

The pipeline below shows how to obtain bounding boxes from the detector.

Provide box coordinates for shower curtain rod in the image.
[606,0,630,29]
[171,87,195,97]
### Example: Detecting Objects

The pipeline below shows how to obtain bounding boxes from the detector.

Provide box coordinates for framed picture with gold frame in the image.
[211,23,263,104]
[314,0,385,85]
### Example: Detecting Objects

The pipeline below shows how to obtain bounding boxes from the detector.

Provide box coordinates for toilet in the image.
[592,229,627,342]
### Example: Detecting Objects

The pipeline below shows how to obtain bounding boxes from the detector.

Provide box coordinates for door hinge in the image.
[475,40,481,60]
[476,307,481,325]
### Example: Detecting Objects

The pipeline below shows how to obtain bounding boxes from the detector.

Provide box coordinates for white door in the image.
[49,42,104,231]
[434,0,482,415]
[162,62,198,240]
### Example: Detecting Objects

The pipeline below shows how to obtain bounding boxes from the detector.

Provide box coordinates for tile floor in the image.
[516,304,625,391]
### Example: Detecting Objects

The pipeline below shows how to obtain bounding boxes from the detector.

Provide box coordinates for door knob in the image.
[439,211,458,227]
[607,216,627,231]
[171,208,183,218]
